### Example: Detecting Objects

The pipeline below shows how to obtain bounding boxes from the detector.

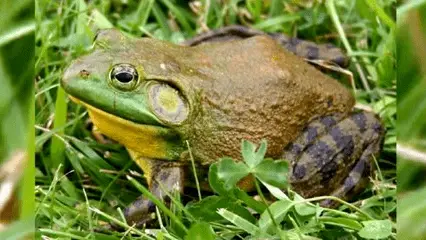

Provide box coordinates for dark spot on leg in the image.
[269,33,288,46]
[150,181,159,193]
[289,37,302,45]
[305,126,318,143]
[334,56,348,67]
[353,154,373,179]
[292,164,306,180]
[147,201,156,212]
[159,171,169,181]
[285,38,303,54]
[133,197,145,208]
[351,113,367,132]
[124,197,154,225]
[352,158,366,175]
[343,175,356,192]
[362,159,371,177]
[320,160,338,185]
[285,43,297,54]
[284,143,302,157]
[319,115,337,129]
[306,46,319,59]
[307,141,335,168]
[372,122,383,134]
[342,137,354,157]
[330,126,354,154]
[326,43,337,49]
[123,206,131,216]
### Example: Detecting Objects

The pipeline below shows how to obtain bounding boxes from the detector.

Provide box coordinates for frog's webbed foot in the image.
[182,25,349,68]
[283,111,384,207]
[122,161,184,228]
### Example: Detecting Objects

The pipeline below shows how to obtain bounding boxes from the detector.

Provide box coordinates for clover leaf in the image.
[213,139,289,190]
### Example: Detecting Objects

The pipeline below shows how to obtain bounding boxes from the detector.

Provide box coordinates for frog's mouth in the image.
[69,96,184,161]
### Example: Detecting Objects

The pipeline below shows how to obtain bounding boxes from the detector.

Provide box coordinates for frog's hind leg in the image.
[283,111,384,207]
[123,153,184,227]
[320,147,376,208]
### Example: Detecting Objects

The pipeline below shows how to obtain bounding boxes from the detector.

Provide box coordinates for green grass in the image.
[0,0,35,238]
[397,1,426,240]
[35,0,396,239]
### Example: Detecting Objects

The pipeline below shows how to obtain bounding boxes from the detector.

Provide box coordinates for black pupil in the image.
[115,72,134,83]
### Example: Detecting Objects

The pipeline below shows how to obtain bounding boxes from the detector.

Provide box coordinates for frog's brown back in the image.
[182,25,349,68]
[181,36,354,164]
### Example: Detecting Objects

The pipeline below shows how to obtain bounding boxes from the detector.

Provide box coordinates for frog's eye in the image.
[109,64,139,91]
[148,83,188,125]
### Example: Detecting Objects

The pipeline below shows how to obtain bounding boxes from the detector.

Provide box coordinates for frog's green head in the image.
[62,29,194,160]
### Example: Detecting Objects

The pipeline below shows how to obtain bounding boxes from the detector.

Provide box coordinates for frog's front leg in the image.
[283,112,384,207]
[123,154,184,227]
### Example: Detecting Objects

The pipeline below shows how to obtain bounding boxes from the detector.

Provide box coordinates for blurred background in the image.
[397,1,426,240]
[0,0,35,239]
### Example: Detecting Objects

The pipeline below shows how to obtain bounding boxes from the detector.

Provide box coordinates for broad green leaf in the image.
[254,159,288,188]
[261,181,290,200]
[216,157,249,190]
[258,199,293,233]
[254,140,267,166]
[320,217,363,231]
[233,188,267,213]
[208,162,231,196]
[242,139,268,168]
[294,194,317,216]
[241,140,256,168]
[208,163,267,213]
[358,220,392,239]
[185,222,215,240]
[218,208,260,236]
[186,196,256,223]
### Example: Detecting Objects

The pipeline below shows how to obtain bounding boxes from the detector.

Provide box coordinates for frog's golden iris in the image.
[109,63,139,91]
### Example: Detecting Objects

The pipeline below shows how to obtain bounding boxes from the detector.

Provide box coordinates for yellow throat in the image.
[69,96,171,160]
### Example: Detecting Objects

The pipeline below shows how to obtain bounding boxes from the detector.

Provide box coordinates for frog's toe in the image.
[119,160,184,229]
[122,196,157,228]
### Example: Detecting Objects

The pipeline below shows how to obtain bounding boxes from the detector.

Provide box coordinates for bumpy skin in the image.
[182,25,350,67]
[61,27,384,227]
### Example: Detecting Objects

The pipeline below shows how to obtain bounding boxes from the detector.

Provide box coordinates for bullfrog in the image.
[61,26,384,227]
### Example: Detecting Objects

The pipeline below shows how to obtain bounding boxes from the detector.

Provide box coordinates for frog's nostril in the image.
[61,66,89,88]
[79,70,90,79]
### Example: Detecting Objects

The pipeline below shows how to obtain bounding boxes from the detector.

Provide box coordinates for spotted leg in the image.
[123,154,184,227]
[282,111,384,207]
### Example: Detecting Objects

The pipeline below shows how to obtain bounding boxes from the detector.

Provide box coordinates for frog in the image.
[61,26,384,227]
